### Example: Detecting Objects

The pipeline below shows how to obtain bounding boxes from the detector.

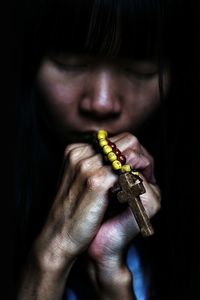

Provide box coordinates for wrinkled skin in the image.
[18,55,168,300]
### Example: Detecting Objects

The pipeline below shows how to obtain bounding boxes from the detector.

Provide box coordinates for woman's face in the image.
[36,54,170,139]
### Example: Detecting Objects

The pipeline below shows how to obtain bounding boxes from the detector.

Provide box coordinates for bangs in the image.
[21,0,168,78]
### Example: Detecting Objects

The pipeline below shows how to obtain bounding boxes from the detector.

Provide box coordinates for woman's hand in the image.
[37,143,118,263]
[17,132,160,300]
[18,141,118,300]
[86,132,161,299]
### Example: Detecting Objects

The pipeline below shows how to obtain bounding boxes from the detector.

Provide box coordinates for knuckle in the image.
[142,157,151,168]
[128,133,139,147]
[141,189,161,218]
[68,148,82,166]
[152,184,162,201]
[123,132,140,150]
[145,153,154,169]
[86,175,101,192]
[153,192,161,212]
[85,171,105,192]
[78,155,103,177]
[156,200,161,212]
[151,200,161,218]
[78,158,91,174]
[151,194,161,216]
[64,144,76,158]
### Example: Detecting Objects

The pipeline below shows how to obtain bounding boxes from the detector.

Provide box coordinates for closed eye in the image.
[50,57,88,72]
[124,67,158,79]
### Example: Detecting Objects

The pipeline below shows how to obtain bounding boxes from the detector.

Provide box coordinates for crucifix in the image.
[116,172,154,237]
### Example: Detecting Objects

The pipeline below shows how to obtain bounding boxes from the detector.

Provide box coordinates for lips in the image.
[64,131,96,144]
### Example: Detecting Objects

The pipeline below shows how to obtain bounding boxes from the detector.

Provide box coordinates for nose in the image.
[79,70,122,119]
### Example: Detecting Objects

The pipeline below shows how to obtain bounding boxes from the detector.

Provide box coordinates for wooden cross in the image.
[117,172,154,237]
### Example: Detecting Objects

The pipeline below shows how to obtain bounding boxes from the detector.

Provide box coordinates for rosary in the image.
[95,129,154,237]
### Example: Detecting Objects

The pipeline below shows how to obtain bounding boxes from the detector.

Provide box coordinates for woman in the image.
[15,0,199,299]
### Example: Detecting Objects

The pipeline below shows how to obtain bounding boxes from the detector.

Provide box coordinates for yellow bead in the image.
[107,151,117,162]
[103,145,112,154]
[99,138,108,148]
[112,160,122,170]
[97,129,108,140]
[121,164,131,173]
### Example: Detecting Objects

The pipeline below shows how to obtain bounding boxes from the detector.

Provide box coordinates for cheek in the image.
[139,80,160,107]
[36,65,87,134]
[126,78,160,122]
[37,73,81,110]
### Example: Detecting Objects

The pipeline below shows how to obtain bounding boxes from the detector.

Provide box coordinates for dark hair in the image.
[17,0,176,83]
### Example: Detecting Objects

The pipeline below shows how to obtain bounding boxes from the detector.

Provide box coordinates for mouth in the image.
[64,129,116,144]
[64,131,96,144]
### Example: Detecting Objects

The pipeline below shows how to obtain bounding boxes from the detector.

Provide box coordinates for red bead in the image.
[107,140,116,150]
[117,154,126,165]
[115,149,121,156]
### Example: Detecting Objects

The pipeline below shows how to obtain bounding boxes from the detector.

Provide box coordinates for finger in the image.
[140,145,154,166]
[63,167,118,246]
[138,173,161,218]
[55,144,96,201]
[62,153,107,214]
[110,132,142,152]
[110,133,156,183]
[123,149,156,183]
[76,166,117,217]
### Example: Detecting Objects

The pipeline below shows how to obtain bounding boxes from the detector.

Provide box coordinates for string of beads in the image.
[96,129,139,176]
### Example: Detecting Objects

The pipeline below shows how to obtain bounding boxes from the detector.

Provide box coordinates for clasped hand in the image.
[32,132,160,298]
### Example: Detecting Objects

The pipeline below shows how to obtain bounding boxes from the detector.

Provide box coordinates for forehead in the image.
[31,0,162,60]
